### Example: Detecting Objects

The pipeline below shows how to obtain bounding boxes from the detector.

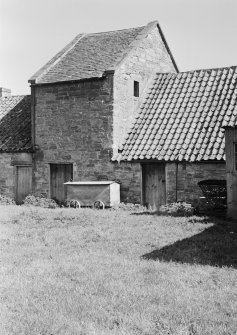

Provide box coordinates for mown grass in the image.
[0,206,237,335]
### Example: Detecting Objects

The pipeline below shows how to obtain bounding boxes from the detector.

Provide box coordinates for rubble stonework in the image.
[113,24,176,153]
[32,77,142,202]
[0,154,14,197]
[32,23,176,203]
[166,162,226,204]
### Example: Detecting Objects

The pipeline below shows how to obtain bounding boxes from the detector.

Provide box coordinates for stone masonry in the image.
[113,24,177,153]
[166,162,226,204]
[0,154,15,197]
[32,76,141,202]
[32,24,176,204]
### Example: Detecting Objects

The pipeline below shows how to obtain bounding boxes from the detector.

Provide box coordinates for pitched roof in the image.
[29,21,178,84]
[120,66,237,162]
[30,26,145,84]
[0,95,32,152]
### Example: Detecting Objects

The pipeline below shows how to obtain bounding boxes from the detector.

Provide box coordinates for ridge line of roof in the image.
[153,65,237,79]
[85,26,144,36]
[104,21,156,73]
[177,65,237,74]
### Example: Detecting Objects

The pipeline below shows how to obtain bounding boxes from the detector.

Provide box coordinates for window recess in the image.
[134,81,139,97]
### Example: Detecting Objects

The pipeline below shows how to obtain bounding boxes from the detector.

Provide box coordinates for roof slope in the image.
[0,95,32,152]
[120,66,237,162]
[29,26,145,84]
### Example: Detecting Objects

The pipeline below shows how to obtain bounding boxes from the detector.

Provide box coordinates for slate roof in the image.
[120,66,237,162]
[30,26,145,84]
[0,95,32,152]
[29,21,178,84]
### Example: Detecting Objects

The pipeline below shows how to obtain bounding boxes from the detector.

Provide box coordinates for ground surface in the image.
[0,206,237,335]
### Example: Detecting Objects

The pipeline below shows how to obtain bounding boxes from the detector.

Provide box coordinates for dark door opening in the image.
[50,164,73,204]
[142,163,166,210]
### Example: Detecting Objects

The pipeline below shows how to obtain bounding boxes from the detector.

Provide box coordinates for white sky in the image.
[1,0,237,95]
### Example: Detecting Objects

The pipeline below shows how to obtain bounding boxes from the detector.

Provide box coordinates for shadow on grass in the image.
[141,220,237,268]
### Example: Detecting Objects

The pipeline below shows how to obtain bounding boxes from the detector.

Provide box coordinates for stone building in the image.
[1,21,237,211]
[119,67,237,209]
[28,21,177,204]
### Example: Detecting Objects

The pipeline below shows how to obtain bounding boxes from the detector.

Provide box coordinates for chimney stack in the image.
[0,88,11,97]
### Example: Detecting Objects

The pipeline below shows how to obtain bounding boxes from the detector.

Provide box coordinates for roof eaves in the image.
[117,156,226,163]
[29,76,105,87]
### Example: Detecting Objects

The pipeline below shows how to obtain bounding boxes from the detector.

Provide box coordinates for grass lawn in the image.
[0,206,237,335]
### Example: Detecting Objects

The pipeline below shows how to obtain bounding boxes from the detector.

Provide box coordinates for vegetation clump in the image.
[111,202,147,212]
[0,194,15,205]
[159,202,194,217]
[23,195,58,208]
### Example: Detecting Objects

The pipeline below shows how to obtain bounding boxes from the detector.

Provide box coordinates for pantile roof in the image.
[0,95,32,152]
[30,26,145,84]
[120,66,237,162]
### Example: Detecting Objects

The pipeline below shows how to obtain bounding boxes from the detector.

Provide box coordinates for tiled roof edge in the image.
[105,21,159,73]
[152,65,237,83]
[118,157,226,163]
[28,33,87,84]
[0,94,30,101]
[178,65,237,74]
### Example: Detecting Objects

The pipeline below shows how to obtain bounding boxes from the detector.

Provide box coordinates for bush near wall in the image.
[0,194,16,205]
[23,195,58,208]
[159,202,194,217]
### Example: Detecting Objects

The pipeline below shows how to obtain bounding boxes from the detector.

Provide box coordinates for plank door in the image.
[142,163,166,210]
[16,166,32,204]
[50,164,73,204]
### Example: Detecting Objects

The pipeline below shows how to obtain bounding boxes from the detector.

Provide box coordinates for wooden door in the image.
[16,166,32,204]
[142,163,166,210]
[50,164,73,204]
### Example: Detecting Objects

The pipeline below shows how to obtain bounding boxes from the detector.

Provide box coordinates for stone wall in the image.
[0,153,14,197]
[113,24,177,153]
[166,162,226,204]
[33,77,142,203]
[32,23,179,204]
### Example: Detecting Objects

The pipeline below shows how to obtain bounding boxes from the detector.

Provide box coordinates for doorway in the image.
[142,163,166,210]
[16,165,32,204]
[50,164,73,204]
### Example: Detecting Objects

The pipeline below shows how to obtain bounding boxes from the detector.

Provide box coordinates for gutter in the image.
[28,76,107,87]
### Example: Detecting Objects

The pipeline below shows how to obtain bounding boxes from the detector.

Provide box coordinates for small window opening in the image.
[134,81,139,97]
[235,143,237,171]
